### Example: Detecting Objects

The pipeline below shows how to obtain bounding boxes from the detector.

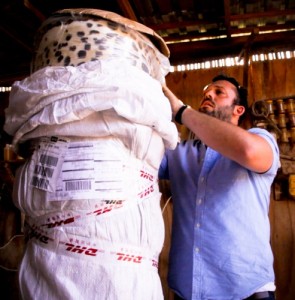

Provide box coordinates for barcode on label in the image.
[31,176,49,190]
[34,165,54,178]
[40,154,58,166]
[65,180,92,191]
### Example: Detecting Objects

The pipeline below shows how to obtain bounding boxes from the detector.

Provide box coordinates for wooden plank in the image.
[116,0,138,21]
[223,0,231,37]
[270,198,295,300]
[178,0,195,12]
[155,0,173,14]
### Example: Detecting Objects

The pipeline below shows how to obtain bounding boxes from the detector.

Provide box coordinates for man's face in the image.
[199,80,238,123]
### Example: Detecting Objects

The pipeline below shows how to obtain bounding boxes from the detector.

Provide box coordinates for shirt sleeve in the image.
[248,127,280,175]
[158,150,169,179]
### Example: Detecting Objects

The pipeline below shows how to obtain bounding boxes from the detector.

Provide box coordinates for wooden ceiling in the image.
[0,0,295,85]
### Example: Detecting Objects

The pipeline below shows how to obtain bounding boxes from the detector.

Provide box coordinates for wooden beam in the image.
[116,0,138,21]
[131,0,148,17]
[242,48,249,88]
[238,28,259,62]
[138,7,295,32]
[223,0,231,38]
[23,0,46,22]
[0,25,32,53]
[229,9,295,21]
[162,23,295,44]
[156,0,174,14]
[166,30,295,65]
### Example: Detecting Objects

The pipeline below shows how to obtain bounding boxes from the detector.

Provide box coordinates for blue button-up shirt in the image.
[159,128,280,300]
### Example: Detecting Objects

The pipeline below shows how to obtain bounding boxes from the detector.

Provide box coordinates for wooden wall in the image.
[158,57,295,300]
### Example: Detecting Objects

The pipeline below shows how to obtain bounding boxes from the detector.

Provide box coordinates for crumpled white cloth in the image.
[15,139,166,299]
[4,59,178,150]
[6,59,178,300]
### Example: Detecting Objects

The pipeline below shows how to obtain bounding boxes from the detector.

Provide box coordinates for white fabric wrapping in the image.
[14,137,166,300]
[4,60,177,150]
[4,59,178,300]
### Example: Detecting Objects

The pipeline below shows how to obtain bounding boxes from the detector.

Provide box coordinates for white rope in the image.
[161,196,172,214]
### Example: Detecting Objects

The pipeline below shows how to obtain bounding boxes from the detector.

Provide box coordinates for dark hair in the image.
[212,74,248,124]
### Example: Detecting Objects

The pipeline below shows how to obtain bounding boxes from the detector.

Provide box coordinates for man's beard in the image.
[198,104,234,123]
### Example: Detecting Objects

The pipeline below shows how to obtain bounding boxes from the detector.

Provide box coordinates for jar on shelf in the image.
[278,113,287,128]
[265,99,274,114]
[276,99,285,114]
[287,98,295,113]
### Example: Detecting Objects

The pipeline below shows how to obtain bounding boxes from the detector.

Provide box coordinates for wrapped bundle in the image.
[4,8,178,300]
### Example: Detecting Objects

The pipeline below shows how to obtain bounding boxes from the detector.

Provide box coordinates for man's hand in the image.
[162,85,184,118]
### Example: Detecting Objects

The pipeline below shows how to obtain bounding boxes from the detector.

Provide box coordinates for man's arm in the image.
[162,85,274,173]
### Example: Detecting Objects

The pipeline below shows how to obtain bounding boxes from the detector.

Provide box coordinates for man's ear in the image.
[234,105,245,117]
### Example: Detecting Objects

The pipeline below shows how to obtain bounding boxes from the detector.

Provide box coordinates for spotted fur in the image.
[31,10,169,81]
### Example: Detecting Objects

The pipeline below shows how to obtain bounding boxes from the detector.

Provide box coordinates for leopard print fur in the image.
[31,9,170,82]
